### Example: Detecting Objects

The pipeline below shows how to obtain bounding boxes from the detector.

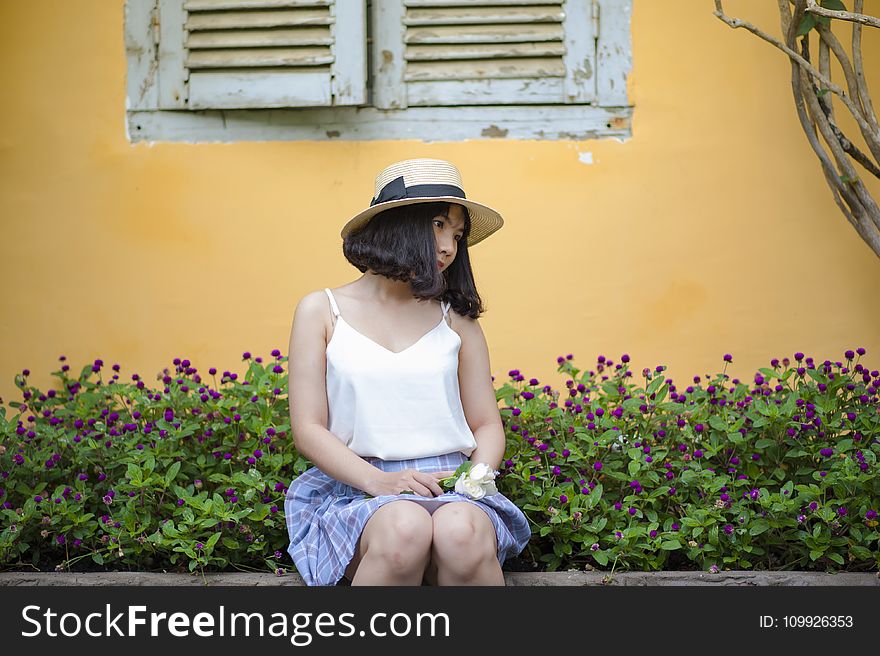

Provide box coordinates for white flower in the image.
[455,476,486,500]
[468,462,495,483]
[452,462,499,500]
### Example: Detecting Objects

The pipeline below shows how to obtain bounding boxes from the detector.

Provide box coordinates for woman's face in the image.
[433,204,466,272]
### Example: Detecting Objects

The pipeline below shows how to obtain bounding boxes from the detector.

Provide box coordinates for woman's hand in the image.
[364,469,456,498]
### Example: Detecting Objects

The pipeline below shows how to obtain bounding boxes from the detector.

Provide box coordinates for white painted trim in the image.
[371,0,406,109]
[330,0,367,105]
[563,0,597,103]
[596,0,632,106]
[188,69,333,108]
[125,0,160,111]
[157,0,189,108]
[127,105,632,142]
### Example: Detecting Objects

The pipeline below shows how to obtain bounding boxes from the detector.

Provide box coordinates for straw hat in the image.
[340,158,504,247]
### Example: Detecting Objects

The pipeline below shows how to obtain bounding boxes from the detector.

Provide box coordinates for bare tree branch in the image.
[714,0,880,257]
[712,1,877,145]
[805,0,880,28]
[853,0,880,134]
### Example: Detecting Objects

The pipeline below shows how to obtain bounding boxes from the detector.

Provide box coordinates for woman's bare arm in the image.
[455,314,506,471]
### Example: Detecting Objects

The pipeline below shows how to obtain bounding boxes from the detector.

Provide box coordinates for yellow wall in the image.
[2,1,878,409]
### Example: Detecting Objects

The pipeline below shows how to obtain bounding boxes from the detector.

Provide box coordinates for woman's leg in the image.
[345,500,433,585]
[426,502,505,586]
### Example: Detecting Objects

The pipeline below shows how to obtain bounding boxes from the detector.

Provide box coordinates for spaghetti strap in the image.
[441,300,450,316]
[324,288,341,318]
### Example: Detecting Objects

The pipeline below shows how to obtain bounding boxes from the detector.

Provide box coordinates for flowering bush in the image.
[497,350,880,573]
[0,348,877,575]
[0,353,303,575]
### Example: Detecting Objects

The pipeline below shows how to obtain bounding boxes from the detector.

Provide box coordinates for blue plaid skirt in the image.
[284,451,531,586]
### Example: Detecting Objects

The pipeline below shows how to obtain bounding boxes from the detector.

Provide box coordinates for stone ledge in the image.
[1,571,877,586]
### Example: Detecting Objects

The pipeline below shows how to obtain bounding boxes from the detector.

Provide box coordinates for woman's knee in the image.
[361,502,433,570]
[431,504,497,569]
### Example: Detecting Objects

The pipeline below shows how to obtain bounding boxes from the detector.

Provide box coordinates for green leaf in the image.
[809,549,824,561]
[827,552,845,565]
[851,546,873,560]
[754,438,775,449]
[797,13,817,35]
[126,463,143,485]
[821,0,846,11]
[661,540,682,550]
[709,416,728,432]
[749,520,770,536]
[647,376,665,396]
[164,461,181,487]
[206,532,221,549]
[593,551,609,566]
[92,552,104,565]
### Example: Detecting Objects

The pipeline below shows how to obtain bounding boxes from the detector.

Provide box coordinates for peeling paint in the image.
[578,151,593,164]
[326,130,340,138]
[379,49,394,74]
[481,125,508,138]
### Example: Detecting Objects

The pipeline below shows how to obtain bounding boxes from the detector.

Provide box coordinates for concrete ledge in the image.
[1,571,877,586]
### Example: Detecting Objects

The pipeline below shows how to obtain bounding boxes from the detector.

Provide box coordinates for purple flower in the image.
[195,542,204,550]
[693,449,703,458]
[590,543,600,551]
[559,494,568,504]
[177,499,185,507]
[56,535,66,545]
[837,506,848,516]
[668,487,676,495]
[797,514,806,523]
[720,493,730,502]
[865,510,877,520]
[649,530,658,538]
[820,448,833,457]
[628,507,637,516]
[809,501,818,511]
[614,502,622,511]
[593,462,603,471]
[102,494,112,505]
[709,564,719,574]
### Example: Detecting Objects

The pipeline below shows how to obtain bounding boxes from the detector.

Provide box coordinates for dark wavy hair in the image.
[342,201,485,319]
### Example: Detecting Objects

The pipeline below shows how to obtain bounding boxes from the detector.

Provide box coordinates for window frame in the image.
[125,0,633,142]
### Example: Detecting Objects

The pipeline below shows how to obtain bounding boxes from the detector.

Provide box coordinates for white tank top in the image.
[323,287,477,460]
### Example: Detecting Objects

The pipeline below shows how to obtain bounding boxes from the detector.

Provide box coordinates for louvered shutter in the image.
[372,0,596,109]
[156,0,366,109]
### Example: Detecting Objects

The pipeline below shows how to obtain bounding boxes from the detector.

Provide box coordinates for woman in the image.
[284,158,530,586]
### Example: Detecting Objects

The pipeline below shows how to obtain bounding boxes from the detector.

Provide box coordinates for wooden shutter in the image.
[372,0,597,109]
[156,0,366,110]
